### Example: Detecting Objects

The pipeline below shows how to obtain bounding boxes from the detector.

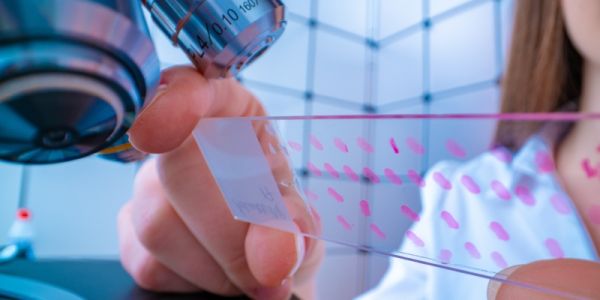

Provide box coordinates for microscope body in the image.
[0,0,285,164]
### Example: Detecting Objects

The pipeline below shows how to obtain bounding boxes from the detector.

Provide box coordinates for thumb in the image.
[245,224,305,288]
[488,259,600,299]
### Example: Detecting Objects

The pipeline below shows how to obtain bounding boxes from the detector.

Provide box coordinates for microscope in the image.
[0,0,285,298]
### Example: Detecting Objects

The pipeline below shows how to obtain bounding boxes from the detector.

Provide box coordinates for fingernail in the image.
[286,234,305,279]
[487,265,521,300]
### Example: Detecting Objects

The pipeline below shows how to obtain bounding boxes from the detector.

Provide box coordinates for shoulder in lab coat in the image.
[358,135,598,299]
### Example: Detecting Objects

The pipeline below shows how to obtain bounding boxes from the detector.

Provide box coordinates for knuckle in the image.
[136,213,170,254]
[130,255,165,291]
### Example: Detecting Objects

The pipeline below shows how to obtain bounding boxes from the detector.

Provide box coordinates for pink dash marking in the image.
[446,139,466,158]
[309,134,324,151]
[401,205,420,222]
[384,168,403,185]
[307,162,322,177]
[535,150,555,173]
[304,189,319,201]
[440,210,460,229]
[328,187,344,203]
[587,205,600,225]
[515,185,536,206]
[390,138,400,154]
[324,163,340,179]
[491,147,512,163]
[406,137,425,155]
[439,249,452,264]
[357,137,374,153]
[582,159,599,178]
[407,169,425,188]
[490,221,510,241]
[310,205,321,223]
[551,194,572,215]
[288,141,302,152]
[370,224,386,239]
[334,138,349,153]
[491,251,508,269]
[433,172,452,190]
[342,165,360,182]
[491,180,511,201]
[406,230,425,247]
[363,167,381,184]
[464,242,481,259]
[460,175,481,195]
[360,200,371,217]
[337,215,352,231]
[545,238,564,258]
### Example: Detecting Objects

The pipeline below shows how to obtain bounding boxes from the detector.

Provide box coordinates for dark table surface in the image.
[0,259,249,300]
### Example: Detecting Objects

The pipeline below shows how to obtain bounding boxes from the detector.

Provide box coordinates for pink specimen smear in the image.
[464,242,481,259]
[310,134,324,151]
[491,180,511,201]
[327,187,344,203]
[406,137,425,155]
[433,172,452,190]
[446,139,466,158]
[363,167,381,183]
[343,165,360,182]
[535,150,555,173]
[406,230,425,247]
[334,137,349,153]
[357,137,374,153]
[439,249,452,264]
[545,238,564,258]
[360,200,371,217]
[288,141,302,152]
[515,185,536,206]
[324,163,340,179]
[337,215,352,231]
[304,189,319,201]
[491,251,508,269]
[582,159,598,178]
[384,168,403,185]
[370,224,386,239]
[550,194,571,215]
[460,175,481,195]
[407,169,425,187]
[307,162,322,177]
[440,210,460,229]
[390,138,400,154]
[490,221,510,241]
[401,205,420,222]
[491,147,512,163]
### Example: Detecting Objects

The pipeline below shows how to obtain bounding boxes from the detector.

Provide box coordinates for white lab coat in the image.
[358,135,599,299]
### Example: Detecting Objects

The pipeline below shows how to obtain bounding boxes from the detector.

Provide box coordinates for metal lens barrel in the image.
[145,0,286,78]
[0,0,160,164]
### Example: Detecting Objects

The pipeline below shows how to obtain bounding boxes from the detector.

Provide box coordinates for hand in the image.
[488,259,600,299]
[117,66,323,299]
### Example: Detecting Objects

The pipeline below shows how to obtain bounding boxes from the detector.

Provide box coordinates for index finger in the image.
[129,66,265,153]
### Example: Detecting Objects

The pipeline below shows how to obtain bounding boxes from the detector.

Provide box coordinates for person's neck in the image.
[557,62,600,175]
[580,62,600,113]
